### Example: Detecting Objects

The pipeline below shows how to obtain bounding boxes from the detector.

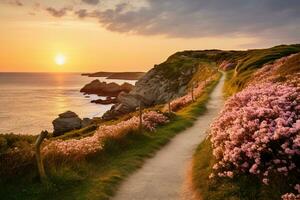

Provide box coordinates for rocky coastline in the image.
[82,71,145,80]
[80,80,134,97]
[91,97,118,105]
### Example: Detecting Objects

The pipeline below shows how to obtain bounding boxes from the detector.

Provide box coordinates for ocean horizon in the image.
[0,72,136,135]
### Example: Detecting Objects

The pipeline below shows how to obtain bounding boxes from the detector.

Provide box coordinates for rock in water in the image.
[80,80,134,97]
[52,111,82,136]
[91,96,118,105]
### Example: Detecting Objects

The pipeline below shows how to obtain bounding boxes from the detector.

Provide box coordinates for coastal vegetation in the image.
[222,44,300,96]
[0,51,221,199]
[192,45,300,200]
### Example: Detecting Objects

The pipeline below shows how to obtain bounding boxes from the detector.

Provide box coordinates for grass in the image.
[276,53,300,76]
[223,44,300,96]
[0,133,37,154]
[0,73,221,200]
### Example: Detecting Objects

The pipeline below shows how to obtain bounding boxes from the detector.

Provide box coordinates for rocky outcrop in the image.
[80,80,134,97]
[81,118,93,128]
[52,111,82,136]
[91,97,118,105]
[102,53,212,120]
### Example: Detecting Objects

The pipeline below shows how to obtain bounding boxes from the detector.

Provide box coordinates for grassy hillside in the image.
[151,44,300,97]
[222,44,300,96]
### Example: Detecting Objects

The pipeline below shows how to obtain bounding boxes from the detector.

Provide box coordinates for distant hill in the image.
[82,72,146,80]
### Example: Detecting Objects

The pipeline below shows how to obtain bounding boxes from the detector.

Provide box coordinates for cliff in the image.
[103,50,220,119]
[103,44,300,120]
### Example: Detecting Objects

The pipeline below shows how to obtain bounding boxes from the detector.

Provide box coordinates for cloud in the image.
[75,9,88,18]
[46,7,72,18]
[72,0,300,41]
[8,0,23,6]
[82,0,99,5]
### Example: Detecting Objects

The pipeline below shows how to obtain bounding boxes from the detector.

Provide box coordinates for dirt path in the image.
[112,74,225,200]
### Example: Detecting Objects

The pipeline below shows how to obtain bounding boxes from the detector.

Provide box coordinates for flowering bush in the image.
[43,133,103,161]
[251,54,297,83]
[219,60,235,71]
[249,53,300,89]
[96,116,140,140]
[168,78,214,111]
[43,111,168,160]
[282,189,300,200]
[142,111,169,131]
[209,81,300,198]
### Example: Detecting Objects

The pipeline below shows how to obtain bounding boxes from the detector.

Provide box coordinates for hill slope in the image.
[103,44,300,119]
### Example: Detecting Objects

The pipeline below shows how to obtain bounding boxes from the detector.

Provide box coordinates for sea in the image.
[0,73,136,135]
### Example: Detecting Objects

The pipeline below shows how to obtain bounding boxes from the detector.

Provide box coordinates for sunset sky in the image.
[1,0,300,72]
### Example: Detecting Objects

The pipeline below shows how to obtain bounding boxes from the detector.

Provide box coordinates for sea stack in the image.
[52,111,82,136]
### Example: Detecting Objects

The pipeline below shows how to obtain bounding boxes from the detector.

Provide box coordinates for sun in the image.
[55,54,66,66]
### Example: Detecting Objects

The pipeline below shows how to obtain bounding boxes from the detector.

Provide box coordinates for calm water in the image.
[0,73,136,135]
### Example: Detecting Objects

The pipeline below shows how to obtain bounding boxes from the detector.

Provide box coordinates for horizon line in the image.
[0,71,147,73]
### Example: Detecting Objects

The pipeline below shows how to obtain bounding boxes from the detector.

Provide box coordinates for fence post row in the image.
[168,81,172,114]
[191,82,195,102]
[139,99,143,133]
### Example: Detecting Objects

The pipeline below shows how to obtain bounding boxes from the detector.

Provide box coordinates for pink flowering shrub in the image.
[96,116,140,140]
[219,60,235,71]
[43,133,103,161]
[170,95,193,112]
[249,53,300,89]
[210,82,300,198]
[281,191,300,200]
[168,78,214,111]
[142,111,169,131]
[251,54,297,84]
[43,111,168,160]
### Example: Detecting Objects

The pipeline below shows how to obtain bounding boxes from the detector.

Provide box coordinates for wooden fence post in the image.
[139,100,143,133]
[191,82,195,102]
[35,130,48,183]
[168,81,172,114]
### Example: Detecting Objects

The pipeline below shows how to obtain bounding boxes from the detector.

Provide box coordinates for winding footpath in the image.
[113,74,225,200]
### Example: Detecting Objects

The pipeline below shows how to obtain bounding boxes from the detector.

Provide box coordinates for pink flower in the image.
[294,184,300,193]
[281,193,300,200]
[226,171,234,178]
[262,178,269,185]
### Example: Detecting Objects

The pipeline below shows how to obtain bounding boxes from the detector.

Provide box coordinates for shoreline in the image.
[0,73,136,135]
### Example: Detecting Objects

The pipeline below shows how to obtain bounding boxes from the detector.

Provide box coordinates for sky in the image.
[0,0,299,72]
